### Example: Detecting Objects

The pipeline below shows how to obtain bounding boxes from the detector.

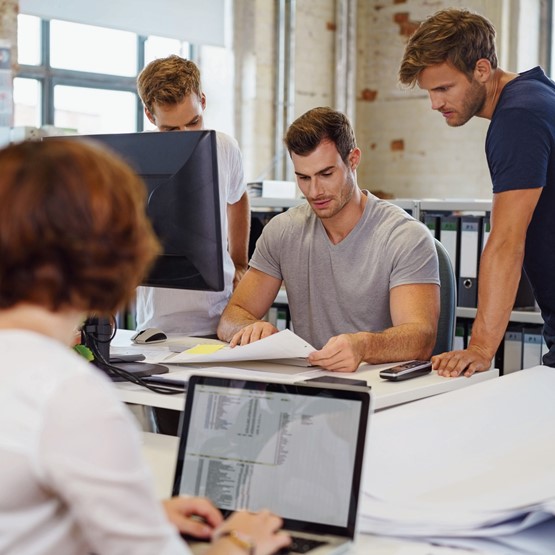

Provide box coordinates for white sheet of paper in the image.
[144,329,316,365]
[359,366,555,537]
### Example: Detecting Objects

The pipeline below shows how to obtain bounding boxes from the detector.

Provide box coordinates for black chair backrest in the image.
[433,238,456,356]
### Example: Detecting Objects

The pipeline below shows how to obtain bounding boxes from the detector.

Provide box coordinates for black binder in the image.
[458,216,482,308]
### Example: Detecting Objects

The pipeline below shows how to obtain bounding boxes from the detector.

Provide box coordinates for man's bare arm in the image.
[227,191,250,288]
[308,283,439,372]
[432,188,542,377]
[217,267,282,343]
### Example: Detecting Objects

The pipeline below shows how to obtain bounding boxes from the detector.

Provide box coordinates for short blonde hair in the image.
[0,139,160,314]
[137,55,202,113]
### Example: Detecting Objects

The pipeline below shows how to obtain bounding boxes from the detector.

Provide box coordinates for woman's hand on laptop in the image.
[162,496,223,539]
[212,509,291,555]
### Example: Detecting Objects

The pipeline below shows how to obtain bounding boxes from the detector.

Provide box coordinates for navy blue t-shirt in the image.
[486,67,555,365]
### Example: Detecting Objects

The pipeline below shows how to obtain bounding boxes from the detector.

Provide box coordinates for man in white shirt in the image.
[136,55,250,336]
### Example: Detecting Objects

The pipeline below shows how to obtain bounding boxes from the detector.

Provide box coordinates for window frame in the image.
[15,18,193,132]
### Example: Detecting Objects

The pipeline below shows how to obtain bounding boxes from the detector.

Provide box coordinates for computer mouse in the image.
[131,328,168,344]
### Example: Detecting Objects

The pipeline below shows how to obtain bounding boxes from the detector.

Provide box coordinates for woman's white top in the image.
[0,330,190,555]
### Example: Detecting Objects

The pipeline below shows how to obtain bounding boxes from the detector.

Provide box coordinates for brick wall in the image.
[7,0,529,201]
[355,0,503,199]
[234,0,510,198]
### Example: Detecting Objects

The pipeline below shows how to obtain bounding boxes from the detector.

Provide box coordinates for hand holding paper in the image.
[229,320,280,347]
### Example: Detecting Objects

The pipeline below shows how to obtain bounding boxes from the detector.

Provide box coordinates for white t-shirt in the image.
[0,330,190,555]
[135,131,246,335]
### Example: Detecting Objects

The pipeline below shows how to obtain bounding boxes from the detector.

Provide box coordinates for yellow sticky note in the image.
[185,344,226,355]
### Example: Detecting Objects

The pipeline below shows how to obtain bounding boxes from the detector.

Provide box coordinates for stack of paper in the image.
[359,366,555,540]
[140,364,322,385]
[421,518,555,554]
[143,329,316,365]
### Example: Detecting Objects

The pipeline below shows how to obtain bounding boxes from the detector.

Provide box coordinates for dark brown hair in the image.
[0,139,160,313]
[284,107,356,163]
[399,8,498,87]
[137,55,202,113]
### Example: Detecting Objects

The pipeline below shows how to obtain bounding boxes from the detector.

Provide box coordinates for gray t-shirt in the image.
[249,194,439,349]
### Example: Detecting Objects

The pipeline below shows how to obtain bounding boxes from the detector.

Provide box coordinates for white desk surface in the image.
[140,432,515,555]
[113,329,498,411]
[119,363,498,411]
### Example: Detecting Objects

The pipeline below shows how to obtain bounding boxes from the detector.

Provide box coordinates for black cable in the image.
[81,318,185,395]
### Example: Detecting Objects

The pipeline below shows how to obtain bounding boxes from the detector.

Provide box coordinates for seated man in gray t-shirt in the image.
[217,107,440,372]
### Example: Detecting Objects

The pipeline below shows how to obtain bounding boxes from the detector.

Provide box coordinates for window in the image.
[13,77,41,127]
[49,20,138,76]
[54,86,137,134]
[15,14,191,134]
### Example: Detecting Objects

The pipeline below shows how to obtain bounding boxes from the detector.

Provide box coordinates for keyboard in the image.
[183,533,326,554]
[278,535,327,554]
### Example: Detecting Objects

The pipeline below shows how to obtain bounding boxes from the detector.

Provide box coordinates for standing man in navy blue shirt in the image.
[399,8,555,376]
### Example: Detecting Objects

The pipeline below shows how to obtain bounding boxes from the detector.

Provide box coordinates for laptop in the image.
[172,374,371,554]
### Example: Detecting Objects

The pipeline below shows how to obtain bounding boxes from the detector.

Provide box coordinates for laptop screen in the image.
[173,376,370,536]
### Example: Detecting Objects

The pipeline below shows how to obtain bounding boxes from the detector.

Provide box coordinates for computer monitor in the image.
[58,130,224,379]
[81,130,224,291]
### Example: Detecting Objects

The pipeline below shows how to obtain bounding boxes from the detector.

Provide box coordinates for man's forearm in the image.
[357,322,436,364]
[468,240,524,359]
[217,304,261,342]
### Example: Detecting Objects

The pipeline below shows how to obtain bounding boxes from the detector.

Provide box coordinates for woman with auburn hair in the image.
[0,140,289,555]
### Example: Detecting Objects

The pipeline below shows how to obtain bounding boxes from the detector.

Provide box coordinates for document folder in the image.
[502,325,523,375]
[458,216,482,308]
[521,326,543,369]
[438,215,460,281]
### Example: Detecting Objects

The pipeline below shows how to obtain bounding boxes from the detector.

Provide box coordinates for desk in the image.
[112,329,498,411]
[116,360,498,412]
[141,432,533,555]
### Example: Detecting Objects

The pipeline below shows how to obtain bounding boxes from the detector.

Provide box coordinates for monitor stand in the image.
[81,316,168,382]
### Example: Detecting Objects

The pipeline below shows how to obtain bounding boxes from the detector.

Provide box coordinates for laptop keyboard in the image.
[277,535,327,553]
[183,534,327,554]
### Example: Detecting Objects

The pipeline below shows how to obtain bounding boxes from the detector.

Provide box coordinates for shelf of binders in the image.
[253,197,546,374]
[420,199,492,314]
[417,199,543,374]
[417,199,537,318]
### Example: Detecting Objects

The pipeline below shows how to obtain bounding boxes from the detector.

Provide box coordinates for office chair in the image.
[432,238,457,356]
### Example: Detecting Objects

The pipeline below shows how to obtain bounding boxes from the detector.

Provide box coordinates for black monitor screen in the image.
[64,130,224,292]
